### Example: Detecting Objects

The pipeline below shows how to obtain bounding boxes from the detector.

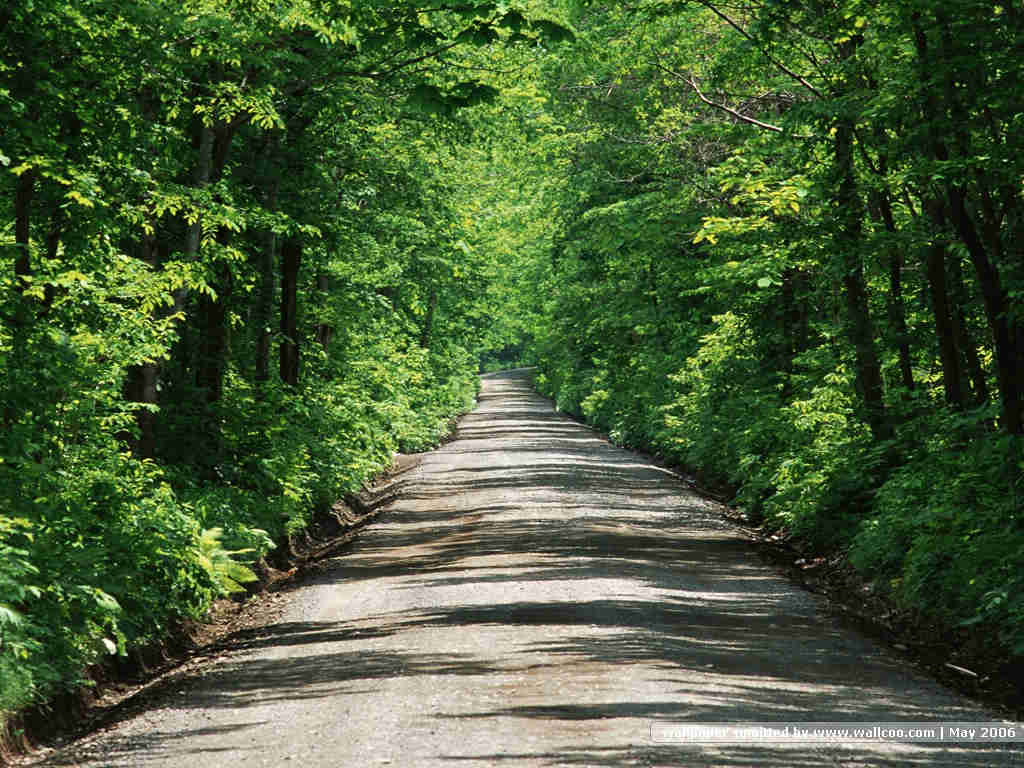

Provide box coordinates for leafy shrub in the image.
[757,368,876,545]
[662,313,789,491]
[850,414,1024,650]
[0,329,478,723]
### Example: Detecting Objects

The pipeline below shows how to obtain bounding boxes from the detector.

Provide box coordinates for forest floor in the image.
[19,369,1022,767]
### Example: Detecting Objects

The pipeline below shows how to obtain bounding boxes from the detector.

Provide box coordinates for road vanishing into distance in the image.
[35,370,1020,767]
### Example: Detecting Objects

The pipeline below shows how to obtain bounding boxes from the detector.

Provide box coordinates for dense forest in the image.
[2,0,1022,735]
[0,0,572,728]
[511,0,1024,678]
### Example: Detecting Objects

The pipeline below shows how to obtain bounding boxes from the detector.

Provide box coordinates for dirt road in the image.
[35,370,1020,766]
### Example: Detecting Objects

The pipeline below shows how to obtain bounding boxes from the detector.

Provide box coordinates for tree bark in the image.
[191,122,237,405]
[124,234,161,458]
[912,10,1021,433]
[279,236,302,386]
[255,141,280,384]
[13,169,35,283]
[195,257,231,404]
[871,189,914,391]
[948,255,989,406]
[833,115,889,441]
[314,270,332,353]
[175,122,215,315]
[947,185,1020,432]
[5,169,36,429]
[923,220,964,410]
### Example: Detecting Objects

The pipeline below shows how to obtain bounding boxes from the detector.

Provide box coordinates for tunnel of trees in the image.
[2,0,1022,730]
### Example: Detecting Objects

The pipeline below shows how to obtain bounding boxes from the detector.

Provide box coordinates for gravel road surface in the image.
[35,370,1021,767]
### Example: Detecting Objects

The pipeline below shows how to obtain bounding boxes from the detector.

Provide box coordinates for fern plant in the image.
[196,527,262,595]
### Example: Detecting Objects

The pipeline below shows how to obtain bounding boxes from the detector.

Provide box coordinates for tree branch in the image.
[377,40,463,79]
[694,0,824,99]
[655,63,784,133]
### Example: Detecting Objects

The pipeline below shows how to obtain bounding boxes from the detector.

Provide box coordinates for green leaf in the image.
[0,603,25,627]
[455,23,499,46]
[533,19,575,43]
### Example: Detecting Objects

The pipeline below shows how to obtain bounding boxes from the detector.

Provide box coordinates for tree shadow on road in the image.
[45,371,1018,767]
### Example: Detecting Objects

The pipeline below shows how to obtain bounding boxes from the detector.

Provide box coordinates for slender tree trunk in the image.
[279,236,302,386]
[5,169,36,430]
[314,271,332,353]
[195,255,231,404]
[45,206,63,262]
[948,186,1020,432]
[948,255,989,406]
[922,210,964,410]
[175,122,215,315]
[255,142,280,384]
[190,122,237,405]
[872,190,914,391]
[833,115,889,441]
[912,10,1021,433]
[13,169,35,283]
[131,364,160,459]
[123,234,161,458]
[934,9,1014,419]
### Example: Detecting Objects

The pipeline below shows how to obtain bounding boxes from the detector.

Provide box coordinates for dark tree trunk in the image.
[279,236,302,387]
[166,120,216,396]
[923,223,965,410]
[255,142,280,384]
[948,255,989,406]
[45,205,64,262]
[833,115,889,441]
[190,120,236,405]
[129,361,159,459]
[947,185,1021,433]
[314,271,332,353]
[124,235,161,458]
[195,256,232,404]
[175,122,215,314]
[5,169,36,429]
[872,189,914,391]
[912,10,1021,433]
[13,169,35,283]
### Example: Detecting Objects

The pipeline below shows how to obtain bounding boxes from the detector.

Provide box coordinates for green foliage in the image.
[479,0,1024,667]
[1,0,505,725]
[757,371,877,547]
[0,517,42,712]
[196,528,262,595]
[663,313,783,487]
[851,415,1024,649]
[4,0,1023,730]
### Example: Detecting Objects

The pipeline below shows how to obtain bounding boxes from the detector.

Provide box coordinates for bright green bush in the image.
[662,313,784,488]
[0,446,210,709]
[1,319,479,725]
[0,517,43,712]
